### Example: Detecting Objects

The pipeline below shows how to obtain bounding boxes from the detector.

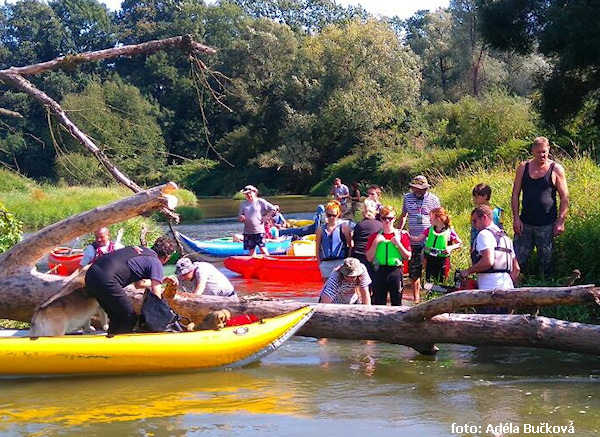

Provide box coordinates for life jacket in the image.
[92,240,116,263]
[319,223,347,261]
[373,231,405,267]
[471,227,514,273]
[424,226,451,258]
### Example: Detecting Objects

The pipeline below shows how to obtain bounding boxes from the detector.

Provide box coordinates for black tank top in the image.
[521,162,557,226]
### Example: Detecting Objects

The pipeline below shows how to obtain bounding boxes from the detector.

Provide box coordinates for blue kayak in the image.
[177,232,292,257]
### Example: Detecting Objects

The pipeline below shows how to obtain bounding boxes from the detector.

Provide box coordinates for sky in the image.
[99,0,450,19]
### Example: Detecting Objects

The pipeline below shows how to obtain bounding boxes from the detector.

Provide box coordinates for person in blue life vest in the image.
[399,175,441,303]
[79,227,124,267]
[365,205,411,306]
[410,207,462,283]
[511,136,569,279]
[316,200,352,279]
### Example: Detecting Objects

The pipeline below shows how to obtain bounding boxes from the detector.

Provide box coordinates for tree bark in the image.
[0,182,178,322]
[131,286,600,356]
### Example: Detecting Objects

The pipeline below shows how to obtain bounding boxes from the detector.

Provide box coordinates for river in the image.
[2,197,600,436]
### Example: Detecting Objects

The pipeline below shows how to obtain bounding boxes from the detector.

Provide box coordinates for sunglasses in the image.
[382,216,395,221]
[326,213,338,218]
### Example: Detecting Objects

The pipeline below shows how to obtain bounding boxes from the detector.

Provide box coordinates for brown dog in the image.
[199,309,231,330]
[29,287,107,337]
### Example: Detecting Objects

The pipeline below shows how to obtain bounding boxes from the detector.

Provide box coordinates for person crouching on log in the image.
[318,257,371,305]
[365,205,411,306]
[85,236,176,335]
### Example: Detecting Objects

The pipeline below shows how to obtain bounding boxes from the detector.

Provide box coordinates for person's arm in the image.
[192,272,208,295]
[315,226,323,262]
[238,203,245,222]
[149,279,163,298]
[409,233,425,243]
[79,245,95,267]
[446,231,463,254]
[511,162,526,236]
[460,248,493,278]
[357,285,370,305]
[342,223,352,250]
[399,197,408,230]
[391,231,412,259]
[365,233,383,262]
[510,256,521,286]
[553,163,569,236]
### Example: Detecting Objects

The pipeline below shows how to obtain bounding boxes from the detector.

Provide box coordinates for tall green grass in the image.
[376,157,600,287]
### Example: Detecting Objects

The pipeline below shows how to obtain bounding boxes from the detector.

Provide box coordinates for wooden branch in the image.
[0,108,22,118]
[0,35,217,196]
[404,285,599,321]
[0,182,178,277]
[2,35,216,77]
[0,72,142,193]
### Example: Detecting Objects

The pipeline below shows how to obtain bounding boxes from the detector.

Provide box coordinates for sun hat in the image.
[175,257,195,276]
[409,175,430,189]
[241,185,258,194]
[339,257,363,277]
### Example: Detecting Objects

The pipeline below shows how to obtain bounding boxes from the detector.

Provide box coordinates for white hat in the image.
[175,257,194,276]
[241,185,258,194]
[339,258,363,277]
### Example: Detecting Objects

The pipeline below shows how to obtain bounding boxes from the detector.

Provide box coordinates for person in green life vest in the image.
[410,207,462,283]
[365,205,411,305]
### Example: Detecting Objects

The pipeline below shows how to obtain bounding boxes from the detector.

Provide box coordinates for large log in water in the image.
[132,286,600,356]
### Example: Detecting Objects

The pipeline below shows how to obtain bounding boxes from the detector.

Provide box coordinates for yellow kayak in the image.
[0,306,313,377]
[285,219,314,228]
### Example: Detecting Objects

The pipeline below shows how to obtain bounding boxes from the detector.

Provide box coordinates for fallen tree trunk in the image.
[0,182,178,323]
[131,286,600,356]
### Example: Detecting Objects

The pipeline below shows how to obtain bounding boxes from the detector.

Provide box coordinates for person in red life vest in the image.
[409,207,462,284]
[365,205,411,306]
[79,226,124,267]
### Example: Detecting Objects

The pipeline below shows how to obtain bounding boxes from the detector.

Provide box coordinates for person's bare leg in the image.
[412,277,421,304]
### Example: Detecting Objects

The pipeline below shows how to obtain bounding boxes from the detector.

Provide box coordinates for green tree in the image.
[225,0,367,33]
[479,0,600,127]
[59,77,167,185]
[0,201,23,253]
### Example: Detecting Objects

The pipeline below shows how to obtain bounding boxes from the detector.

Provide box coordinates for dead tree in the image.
[0,35,216,195]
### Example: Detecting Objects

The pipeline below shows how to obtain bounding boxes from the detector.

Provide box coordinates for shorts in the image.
[408,245,423,280]
[243,233,266,251]
[319,259,345,279]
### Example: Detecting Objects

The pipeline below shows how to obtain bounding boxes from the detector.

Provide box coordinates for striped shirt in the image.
[319,264,371,304]
[401,191,441,243]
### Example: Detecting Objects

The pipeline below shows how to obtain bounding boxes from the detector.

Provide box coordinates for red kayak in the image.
[47,247,84,276]
[224,255,322,282]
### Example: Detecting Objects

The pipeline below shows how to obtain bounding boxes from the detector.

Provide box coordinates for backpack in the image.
[138,289,186,332]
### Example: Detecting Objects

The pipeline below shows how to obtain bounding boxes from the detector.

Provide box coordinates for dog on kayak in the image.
[29,286,108,337]
[199,309,231,330]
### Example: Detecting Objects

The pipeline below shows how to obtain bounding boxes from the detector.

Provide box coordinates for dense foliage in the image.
[0,0,598,196]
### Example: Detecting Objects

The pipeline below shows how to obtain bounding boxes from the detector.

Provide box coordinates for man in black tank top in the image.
[85,235,176,335]
[511,137,569,279]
